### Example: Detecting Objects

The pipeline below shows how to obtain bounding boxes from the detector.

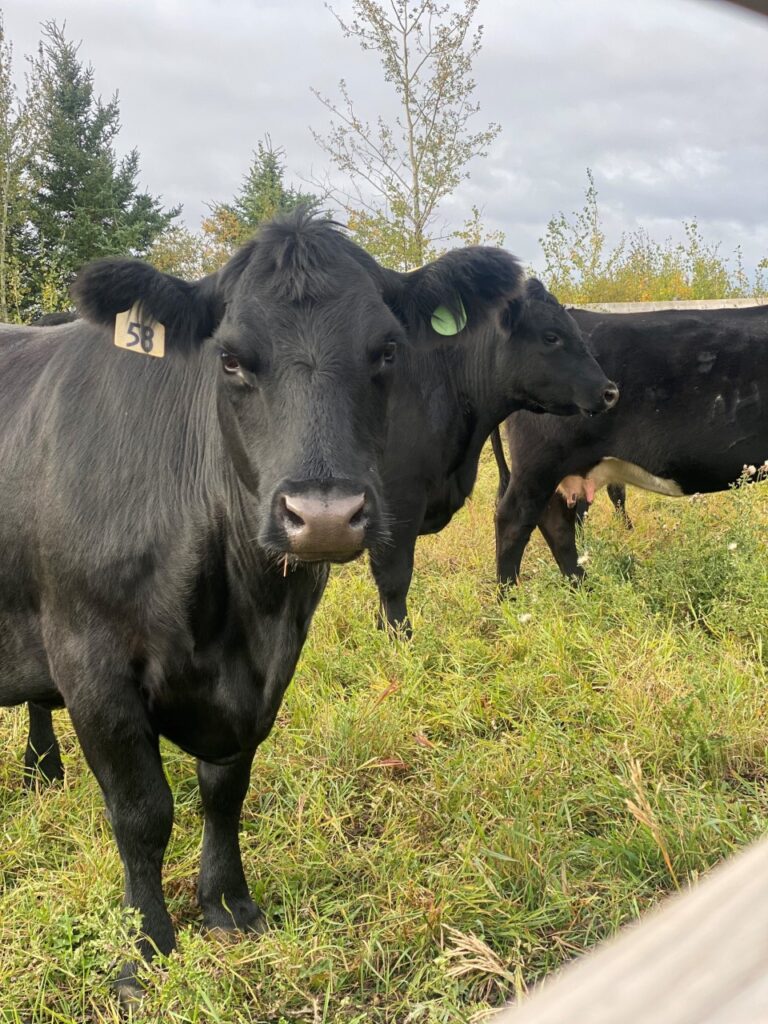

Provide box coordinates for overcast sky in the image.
[2,0,767,275]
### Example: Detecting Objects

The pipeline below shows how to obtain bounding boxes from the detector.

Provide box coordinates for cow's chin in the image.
[521,398,581,417]
[290,548,365,565]
[578,403,608,418]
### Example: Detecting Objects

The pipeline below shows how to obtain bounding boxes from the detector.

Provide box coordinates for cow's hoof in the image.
[202,897,267,934]
[114,977,144,1014]
[386,621,413,642]
[567,568,587,587]
[113,959,146,1011]
[23,751,65,788]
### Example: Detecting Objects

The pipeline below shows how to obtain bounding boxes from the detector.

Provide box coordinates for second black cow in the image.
[493,303,768,583]
[371,279,618,632]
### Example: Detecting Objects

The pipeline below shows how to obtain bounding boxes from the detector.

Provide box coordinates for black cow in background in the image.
[0,210,525,1002]
[493,304,768,584]
[371,279,618,633]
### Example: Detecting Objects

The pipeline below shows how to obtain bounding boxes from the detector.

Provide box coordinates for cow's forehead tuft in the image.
[223,208,384,307]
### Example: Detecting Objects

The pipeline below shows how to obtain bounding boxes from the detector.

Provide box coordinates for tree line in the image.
[0,6,765,324]
[540,170,767,304]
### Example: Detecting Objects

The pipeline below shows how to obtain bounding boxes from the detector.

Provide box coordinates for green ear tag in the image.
[431,300,467,336]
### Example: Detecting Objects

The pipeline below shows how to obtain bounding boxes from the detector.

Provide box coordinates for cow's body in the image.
[1,212,528,1000]
[493,304,768,583]
[370,281,618,631]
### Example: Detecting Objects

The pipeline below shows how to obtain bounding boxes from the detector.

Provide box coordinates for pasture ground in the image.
[2,447,768,1023]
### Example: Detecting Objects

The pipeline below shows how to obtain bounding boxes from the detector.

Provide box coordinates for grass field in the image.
[2,446,768,1023]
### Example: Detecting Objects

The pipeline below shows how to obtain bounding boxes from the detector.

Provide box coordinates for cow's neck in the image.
[466,335,539,447]
[418,342,493,498]
[458,338,516,450]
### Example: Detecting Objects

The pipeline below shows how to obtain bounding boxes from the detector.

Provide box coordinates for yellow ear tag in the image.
[431,300,467,336]
[114,304,165,358]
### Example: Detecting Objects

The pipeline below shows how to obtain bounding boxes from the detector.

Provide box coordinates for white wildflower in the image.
[727,542,738,551]
[518,613,533,624]
[577,551,590,567]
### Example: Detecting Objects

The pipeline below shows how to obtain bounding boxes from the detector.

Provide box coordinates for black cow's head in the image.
[72,210,524,564]
[497,279,619,416]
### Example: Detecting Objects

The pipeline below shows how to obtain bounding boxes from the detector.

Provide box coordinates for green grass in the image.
[3,448,768,1022]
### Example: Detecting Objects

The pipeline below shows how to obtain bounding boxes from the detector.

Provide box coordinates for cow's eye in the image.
[381,341,397,365]
[544,332,560,345]
[370,340,398,370]
[221,352,241,374]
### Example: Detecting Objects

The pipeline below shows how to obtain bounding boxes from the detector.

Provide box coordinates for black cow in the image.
[0,210,525,1002]
[493,304,768,584]
[17,281,619,787]
[370,279,618,633]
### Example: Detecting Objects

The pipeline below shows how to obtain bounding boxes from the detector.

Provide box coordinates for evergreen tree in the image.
[0,15,29,320]
[203,137,319,257]
[234,137,318,228]
[24,22,177,313]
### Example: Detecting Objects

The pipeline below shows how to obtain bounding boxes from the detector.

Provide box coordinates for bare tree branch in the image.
[311,0,500,269]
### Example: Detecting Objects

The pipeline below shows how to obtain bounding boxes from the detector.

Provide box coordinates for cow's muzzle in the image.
[582,381,620,416]
[277,488,367,562]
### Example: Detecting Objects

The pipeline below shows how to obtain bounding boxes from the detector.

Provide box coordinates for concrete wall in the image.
[571,298,768,313]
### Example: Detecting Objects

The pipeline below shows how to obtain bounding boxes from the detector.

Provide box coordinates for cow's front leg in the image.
[24,703,64,786]
[65,688,174,1003]
[196,752,265,933]
[370,538,417,638]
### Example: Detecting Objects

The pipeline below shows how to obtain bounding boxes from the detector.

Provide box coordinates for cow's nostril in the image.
[283,496,307,529]
[347,494,366,528]
[603,385,620,408]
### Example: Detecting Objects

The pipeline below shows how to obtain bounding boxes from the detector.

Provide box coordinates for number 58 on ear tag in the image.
[114,304,166,358]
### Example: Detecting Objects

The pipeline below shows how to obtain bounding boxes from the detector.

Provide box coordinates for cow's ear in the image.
[525,278,549,302]
[385,246,524,340]
[501,297,525,333]
[71,258,224,344]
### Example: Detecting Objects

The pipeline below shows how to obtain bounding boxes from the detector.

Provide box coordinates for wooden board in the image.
[490,838,768,1024]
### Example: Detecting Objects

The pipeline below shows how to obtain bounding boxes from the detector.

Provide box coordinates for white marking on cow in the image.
[556,457,683,507]
[697,351,716,373]
[709,383,761,424]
